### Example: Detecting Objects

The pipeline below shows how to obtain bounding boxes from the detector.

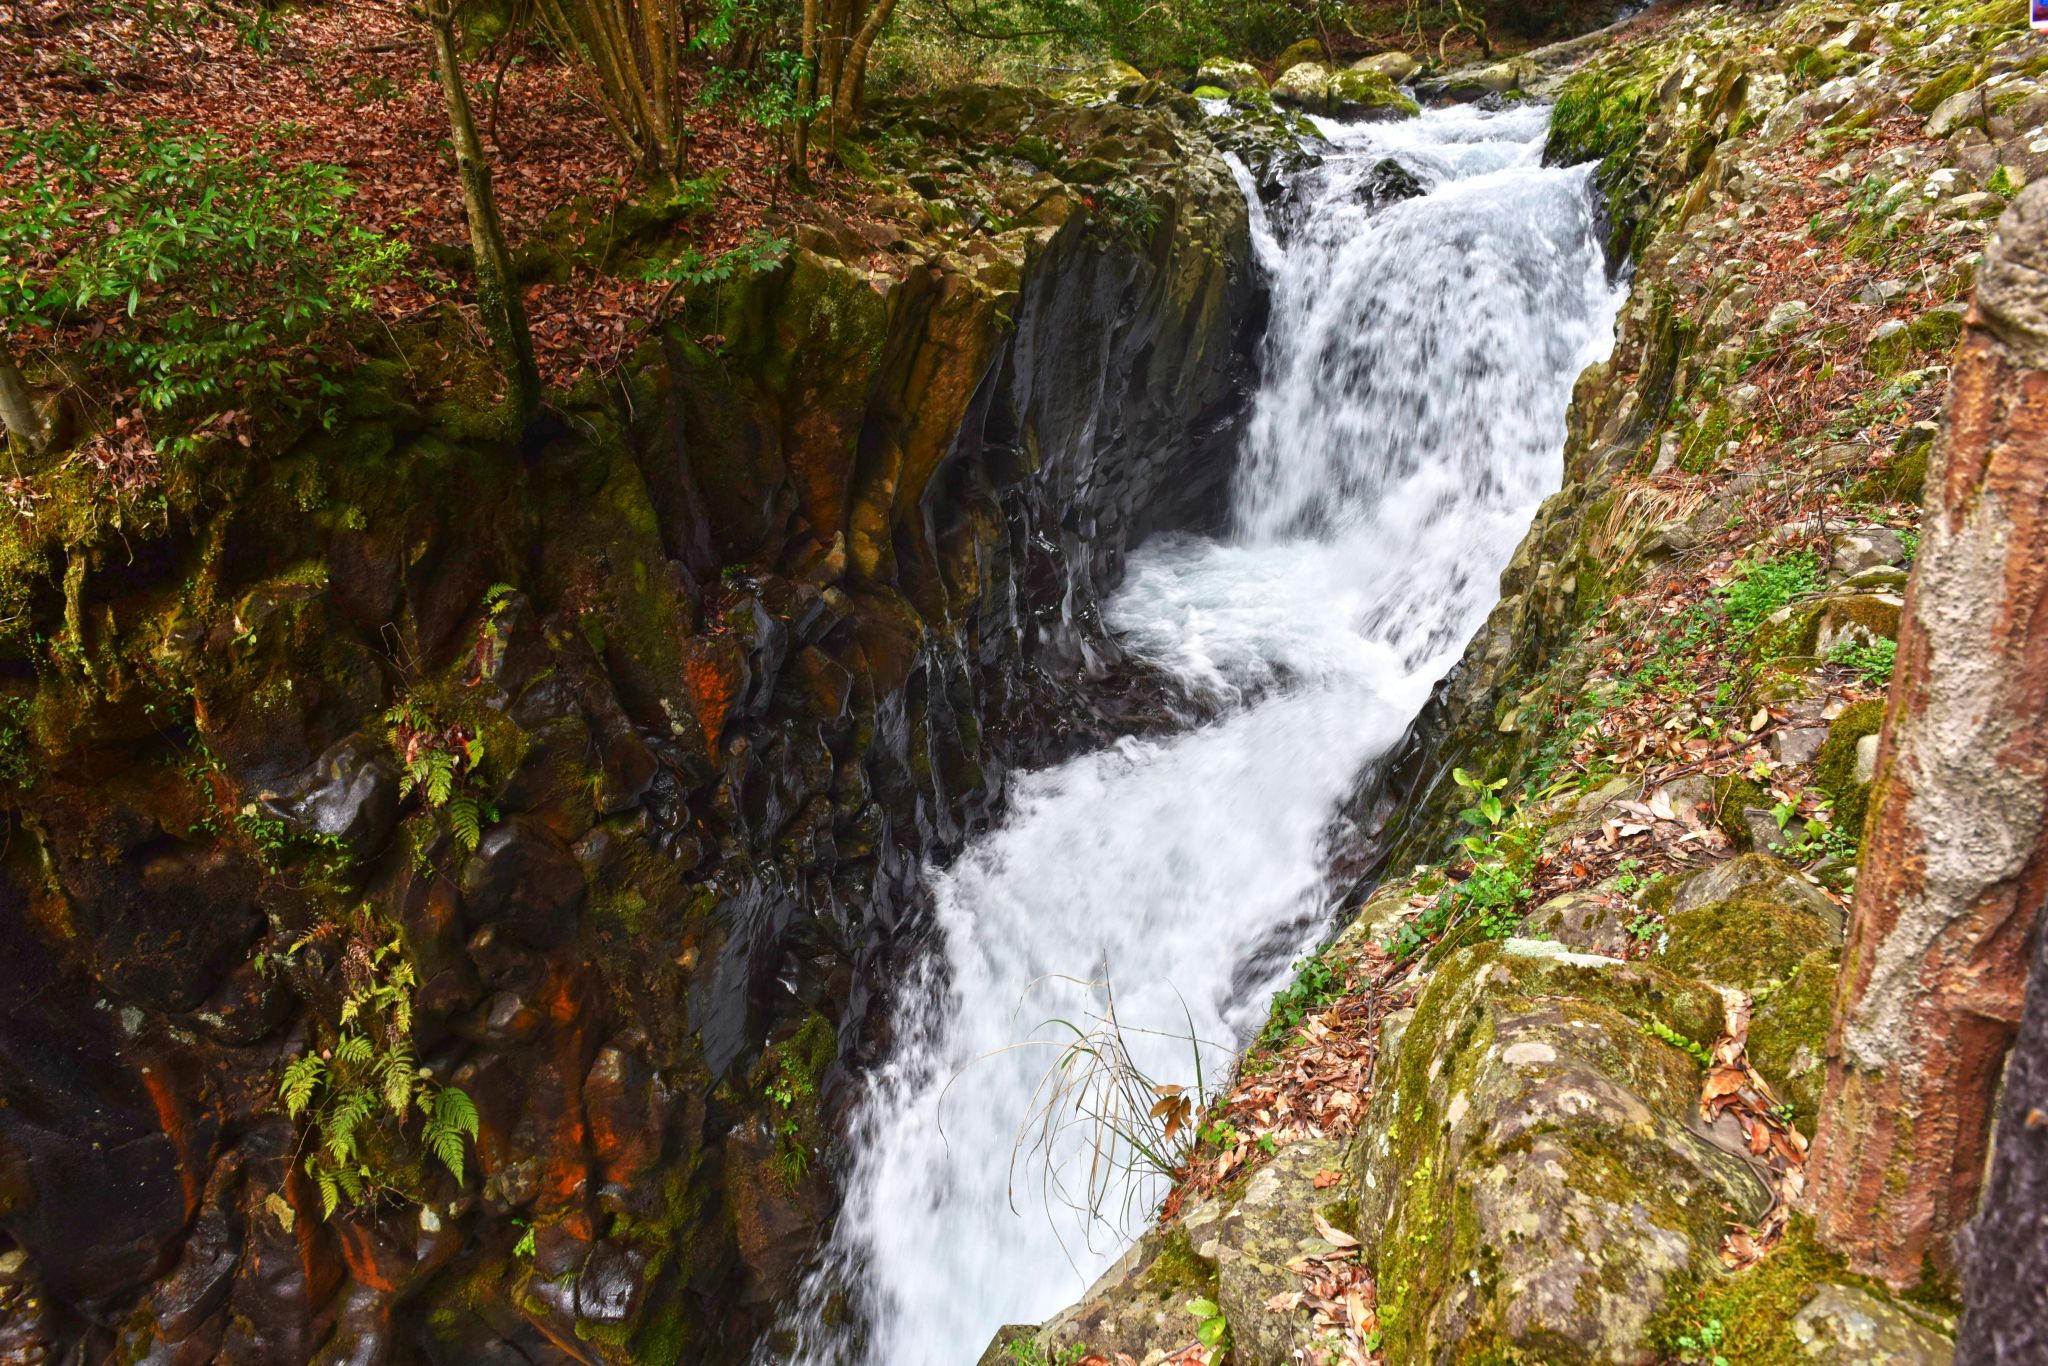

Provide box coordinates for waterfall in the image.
[783,101,1625,1366]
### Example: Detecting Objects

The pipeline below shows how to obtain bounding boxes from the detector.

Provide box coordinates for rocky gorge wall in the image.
[0,78,1269,1366]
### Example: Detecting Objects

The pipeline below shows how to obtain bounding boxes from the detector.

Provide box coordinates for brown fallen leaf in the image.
[1314,1213,1360,1249]
[1266,1290,1305,1312]
[1313,1169,1343,1188]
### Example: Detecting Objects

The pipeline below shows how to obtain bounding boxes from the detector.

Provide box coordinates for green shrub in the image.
[1,121,398,452]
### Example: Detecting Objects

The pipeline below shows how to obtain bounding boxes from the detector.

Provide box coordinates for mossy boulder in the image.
[1353,50,1420,82]
[1026,1228,1209,1362]
[1660,885,1839,994]
[1518,887,1637,958]
[1712,774,1772,850]
[1273,38,1329,77]
[1666,852,1844,937]
[1815,698,1887,837]
[1852,439,1932,505]
[1747,948,1843,1129]
[1058,59,1148,103]
[1196,57,1267,93]
[1353,944,1765,1366]
[1214,1139,1356,1364]
[1328,67,1421,120]
[1753,593,1902,665]
[1271,61,1334,111]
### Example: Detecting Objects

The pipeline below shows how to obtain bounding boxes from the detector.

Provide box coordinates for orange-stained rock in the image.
[582,1035,676,1214]
[678,635,748,760]
[724,1114,829,1307]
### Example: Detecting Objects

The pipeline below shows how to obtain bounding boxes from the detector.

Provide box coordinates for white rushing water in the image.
[787,101,1624,1365]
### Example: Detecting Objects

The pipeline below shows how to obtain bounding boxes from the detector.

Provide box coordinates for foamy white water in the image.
[781,101,1624,1365]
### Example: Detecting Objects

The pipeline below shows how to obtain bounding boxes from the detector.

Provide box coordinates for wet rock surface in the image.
[0,77,1263,1366]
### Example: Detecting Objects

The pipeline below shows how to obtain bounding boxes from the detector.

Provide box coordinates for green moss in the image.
[1852,443,1929,505]
[1660,888,1836,993]
[1143,1227,1219,1296]
[1747,948,1841,1129]
[1909,62,1983,114]
[1652,1211,1959,1364]
[1677,401,1735,474]
[1712,775,1769,850]
[1815,699,1886,837]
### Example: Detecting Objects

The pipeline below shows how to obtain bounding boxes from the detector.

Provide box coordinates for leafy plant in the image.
[1,121,398,453]
[1080,177,1163,250]
[1260,954,1341,1043]
[1717,553,1819,637]
[1828,635,1897,685]
[1186,1296,1231,1351]
[1000,1340,1086,1366]
[1644,1018,1712,1068]
[1676,1317,1730,1366]
[383,696,496,858]
[277,909,480,1216]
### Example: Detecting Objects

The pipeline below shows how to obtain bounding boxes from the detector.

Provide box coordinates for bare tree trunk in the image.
[425,2,542,416]
[1806,180,2048,1291]
[0,354,48,453]
[831,0,895,134]
[793,0,817,179]
[1953,884,2048,1363]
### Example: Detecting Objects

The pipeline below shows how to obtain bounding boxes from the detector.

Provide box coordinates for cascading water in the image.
[785,100,1626,1365]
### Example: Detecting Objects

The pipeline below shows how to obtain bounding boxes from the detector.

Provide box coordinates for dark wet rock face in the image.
[0,82,1261,1366]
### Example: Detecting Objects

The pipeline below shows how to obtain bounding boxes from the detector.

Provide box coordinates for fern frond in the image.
[437,1085,481,1136]
[280,1054,324,1117]
[314,1163,340,1219]
[447,798,481,853]
[326,1087,372,1161]
[425,752,456,806]
[423,1086,480,1184]
[335,1033,373,1067]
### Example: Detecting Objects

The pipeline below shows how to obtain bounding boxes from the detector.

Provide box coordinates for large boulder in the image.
[1355,944,1770,1365]
[255,732,400,858]
[1196,57,1266,93]
[1271,61,1334,111]
[459,817,588,950]
[1329,67,1421,120]
[1353,50,1419,82]
[1272,38,1328,78]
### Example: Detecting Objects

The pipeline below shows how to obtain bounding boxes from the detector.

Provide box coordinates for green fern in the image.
[274,906,478,1220]
[281,1055,324,1117]
[447,797,482,853]
[423,1087,482,1184]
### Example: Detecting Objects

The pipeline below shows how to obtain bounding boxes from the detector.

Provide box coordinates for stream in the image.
[784,100,1625,1365]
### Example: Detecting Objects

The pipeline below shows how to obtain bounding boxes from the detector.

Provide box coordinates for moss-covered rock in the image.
[1748,947,1842,1129]
[1271,61,1334,110]
[1853,439,1932,505]
[1328,67,1421,119]
[1660,885,1839,993]
[1196,57,1267,93]
[1272,38,1328,77]
[1753,593,1903,664]
[1353,944,1762,1366]
[1815,698,1887,837]
[1712,774,1772,850]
